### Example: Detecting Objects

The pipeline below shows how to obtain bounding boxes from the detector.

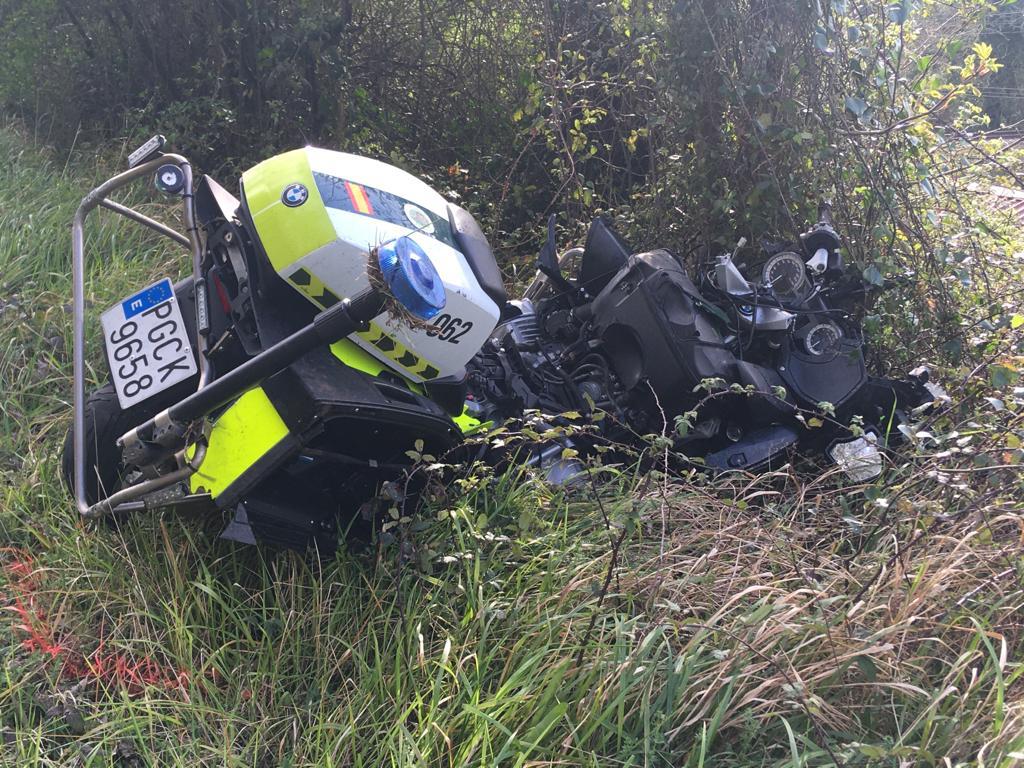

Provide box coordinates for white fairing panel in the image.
[285,148,500,381]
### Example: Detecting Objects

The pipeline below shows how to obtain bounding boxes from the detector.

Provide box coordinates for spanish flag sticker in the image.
[344,181,374,215]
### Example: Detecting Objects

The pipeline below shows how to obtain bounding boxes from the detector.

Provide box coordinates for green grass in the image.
[1,125,1022,767]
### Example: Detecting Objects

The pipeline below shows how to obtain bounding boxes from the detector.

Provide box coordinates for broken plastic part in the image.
[715,252,754,295]
[829,434,882,482]
[807,247,829,273]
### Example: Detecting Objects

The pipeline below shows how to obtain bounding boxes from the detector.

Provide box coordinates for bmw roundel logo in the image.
[282,182,308,207]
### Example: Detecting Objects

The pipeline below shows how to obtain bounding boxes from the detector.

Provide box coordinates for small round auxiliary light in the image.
[154,164,186,195]
[377,236,446,320]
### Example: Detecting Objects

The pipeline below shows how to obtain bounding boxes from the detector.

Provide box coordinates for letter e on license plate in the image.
[101,278,197,409]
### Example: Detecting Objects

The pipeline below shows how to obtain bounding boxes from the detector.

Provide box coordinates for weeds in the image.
[0,126,1022,767]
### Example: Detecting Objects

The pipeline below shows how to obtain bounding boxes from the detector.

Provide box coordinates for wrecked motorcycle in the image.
[64,138,933,552]
[466,209,936,478]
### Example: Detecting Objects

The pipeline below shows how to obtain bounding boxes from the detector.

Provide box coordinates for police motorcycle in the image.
[465,209,936,480]
[65,137,933,553]
[65,136,507,552]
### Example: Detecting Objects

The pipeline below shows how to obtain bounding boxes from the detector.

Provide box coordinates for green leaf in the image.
[845,95,868,116]
[989,364,1018,389]
[779,717,801,768]
[856,655,878,682]
[943,337,964,361]
[858,744,889,759]
[695,298,731,324]
[813,30,833,55]
[862,264,885,286]
[886,0,913,24]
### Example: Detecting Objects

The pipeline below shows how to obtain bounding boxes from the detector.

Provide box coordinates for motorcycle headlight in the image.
[377,236,446,320]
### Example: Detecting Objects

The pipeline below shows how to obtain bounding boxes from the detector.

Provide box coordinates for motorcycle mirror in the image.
[806,247,829,274]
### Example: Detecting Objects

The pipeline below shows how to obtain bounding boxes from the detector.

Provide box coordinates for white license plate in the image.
[101,278,197,409]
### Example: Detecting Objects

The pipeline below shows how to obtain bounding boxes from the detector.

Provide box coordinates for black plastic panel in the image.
[580,217,630,296]
[589,250,737,406]
[778,340,867,409]
[447,204,507,309]
[704,425,799,471]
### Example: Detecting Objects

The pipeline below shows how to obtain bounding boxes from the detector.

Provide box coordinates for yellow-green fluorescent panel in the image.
[241,148,336,272]
[190,387,290,498]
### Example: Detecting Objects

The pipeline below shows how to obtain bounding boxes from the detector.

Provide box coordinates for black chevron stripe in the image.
[316,288,340,308]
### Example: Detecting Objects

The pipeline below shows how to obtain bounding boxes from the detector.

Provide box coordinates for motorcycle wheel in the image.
[61,380,194,505]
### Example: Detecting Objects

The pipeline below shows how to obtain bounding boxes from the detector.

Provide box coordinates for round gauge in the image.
[762,251,810,303]
[805,322,842,356]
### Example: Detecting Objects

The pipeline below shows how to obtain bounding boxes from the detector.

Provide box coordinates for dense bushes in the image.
[1,0,1020,368]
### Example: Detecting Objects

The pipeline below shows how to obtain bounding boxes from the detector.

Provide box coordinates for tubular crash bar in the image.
[72,153,208,518]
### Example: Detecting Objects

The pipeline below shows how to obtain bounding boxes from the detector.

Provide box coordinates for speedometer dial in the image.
[762,251,810,303]
[805,322,842,356]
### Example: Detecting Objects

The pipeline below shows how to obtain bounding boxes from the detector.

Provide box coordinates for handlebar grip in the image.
[817,201,834,228]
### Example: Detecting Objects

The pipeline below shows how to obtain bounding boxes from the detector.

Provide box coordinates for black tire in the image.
[61,379,196,505]
[62,384,135,505]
